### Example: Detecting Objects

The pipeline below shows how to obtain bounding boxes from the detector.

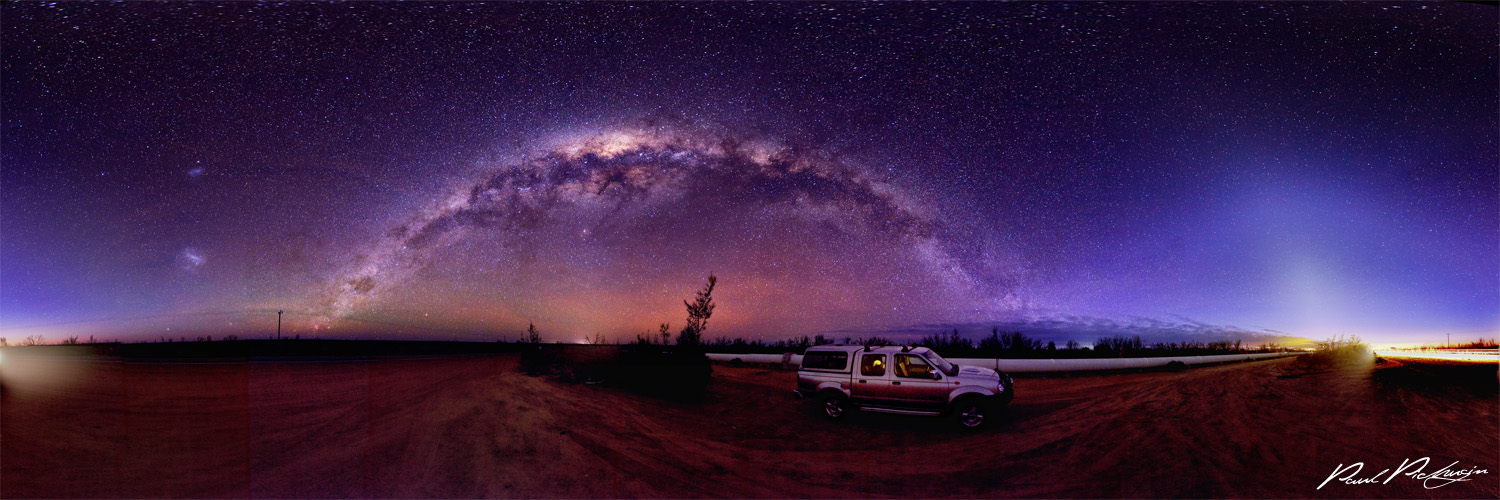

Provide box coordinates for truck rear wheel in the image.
[820,393,848,420]
[953,397,990,429]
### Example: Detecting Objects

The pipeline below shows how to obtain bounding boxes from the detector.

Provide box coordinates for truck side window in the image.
[860,354,886,376]
[895,354,932,378]
[802,351,848,370]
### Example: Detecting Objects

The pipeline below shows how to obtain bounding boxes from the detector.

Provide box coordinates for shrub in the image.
[1302,334,1370,367]
[519,344,711,400]
[520,344,558,376]
[614,344,712,400]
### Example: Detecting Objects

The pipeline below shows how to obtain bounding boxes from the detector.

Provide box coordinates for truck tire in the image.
[953,396,991,429]
[820,393,848,420]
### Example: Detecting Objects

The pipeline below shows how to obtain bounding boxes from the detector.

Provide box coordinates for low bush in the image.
[1300,334,1370,368]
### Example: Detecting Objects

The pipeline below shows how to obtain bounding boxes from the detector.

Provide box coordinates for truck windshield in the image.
[925,352,958,376]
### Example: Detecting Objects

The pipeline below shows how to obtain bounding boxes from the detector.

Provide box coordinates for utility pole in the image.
[278,310,284,340]
[1446,333,1450,349]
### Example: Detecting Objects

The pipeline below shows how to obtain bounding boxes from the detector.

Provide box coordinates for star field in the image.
[3,2,1495,346]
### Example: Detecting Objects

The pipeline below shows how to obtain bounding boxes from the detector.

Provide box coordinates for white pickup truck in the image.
[794,345,1014,428]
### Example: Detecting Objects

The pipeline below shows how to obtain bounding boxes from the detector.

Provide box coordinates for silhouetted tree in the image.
[979,328,1003,351]
[527,323,541,344]
[1065,339,1080,350]
[950,329,972,350]
[1094,335,1143,353]
[999,331,1041,351]
[677,274,716,346]
[916,330,974,354]
[1452,338,1499,349]
[658,322,672,345]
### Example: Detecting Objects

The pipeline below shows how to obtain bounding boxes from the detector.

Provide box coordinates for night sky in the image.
[3,2,1495,347]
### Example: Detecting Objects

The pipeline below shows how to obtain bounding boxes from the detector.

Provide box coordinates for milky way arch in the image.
[316,129,1004,325]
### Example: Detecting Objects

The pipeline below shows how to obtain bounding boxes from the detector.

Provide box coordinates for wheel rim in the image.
[824,398,844,418]
[960,405,984,427]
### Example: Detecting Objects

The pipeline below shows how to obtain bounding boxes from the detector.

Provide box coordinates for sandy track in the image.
[2,354,1495,498]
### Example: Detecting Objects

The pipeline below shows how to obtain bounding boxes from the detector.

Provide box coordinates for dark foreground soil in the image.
[2,353,1495,498]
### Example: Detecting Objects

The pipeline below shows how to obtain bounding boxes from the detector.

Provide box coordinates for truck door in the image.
[849,352,894,404]
[889,354,950,409]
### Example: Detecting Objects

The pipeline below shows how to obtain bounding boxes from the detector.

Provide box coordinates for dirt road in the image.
[2,354,1495,498]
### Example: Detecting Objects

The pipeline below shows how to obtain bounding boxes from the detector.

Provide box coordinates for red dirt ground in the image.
[2,354,1495,498]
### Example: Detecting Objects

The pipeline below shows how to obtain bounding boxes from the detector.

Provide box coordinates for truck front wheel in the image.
[953,397,991,429]
[820,393,848,420]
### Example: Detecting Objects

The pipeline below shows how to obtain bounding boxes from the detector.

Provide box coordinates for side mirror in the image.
[930,372,942,380]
